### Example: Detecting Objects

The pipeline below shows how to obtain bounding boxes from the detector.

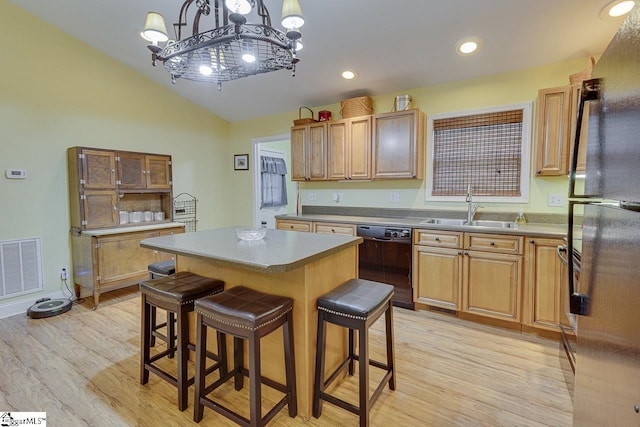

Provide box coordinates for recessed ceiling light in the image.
[601,0,636,18]
[456,37,482,56]
[341,70,357,80]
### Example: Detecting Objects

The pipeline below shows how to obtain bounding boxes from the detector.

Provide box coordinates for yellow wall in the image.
[229,59,588,219]
[1,1,588,308]
[0,3,231,305]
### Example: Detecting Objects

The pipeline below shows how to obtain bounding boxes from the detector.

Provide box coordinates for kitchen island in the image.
[140,227,362,419]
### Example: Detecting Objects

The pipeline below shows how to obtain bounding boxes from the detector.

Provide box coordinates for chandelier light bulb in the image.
[242,53,256,63]
[199,64,213,76]
[225,0,252,15]
[294,38,303,52]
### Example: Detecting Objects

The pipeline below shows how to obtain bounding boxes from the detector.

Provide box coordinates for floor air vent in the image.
[0,238,43,300]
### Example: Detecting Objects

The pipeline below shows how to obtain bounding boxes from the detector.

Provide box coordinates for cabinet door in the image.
[535,86,572,176]
[146,155,172,189]
[413,245,462,310]
[524,237,564,330]
[155,227,184,261]
[95,231,159,287]
[308,122,328,181]
[117,152,146,189]
[291,126,308,181]
[373,109,424,179]
[82,190,118,229]
[81,149,116,189]
[328,120,348,180]
[348,116,372,179]
[463,251,522,322]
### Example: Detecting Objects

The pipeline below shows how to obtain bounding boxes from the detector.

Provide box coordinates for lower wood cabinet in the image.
[71,225,184,309]
[524,237,567,331]
[414,229,524,323]
[313,222,356,236]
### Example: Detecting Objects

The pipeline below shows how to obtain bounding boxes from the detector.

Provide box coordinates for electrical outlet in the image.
[547,194,565,207]
[308,192,317,201]
[59,266,69,280]
[390,192,400,203]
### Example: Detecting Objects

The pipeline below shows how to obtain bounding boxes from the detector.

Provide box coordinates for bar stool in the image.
[147,260,176,349]
[140,271,226,411]
[313,278,396,427]
[193,286,297,426]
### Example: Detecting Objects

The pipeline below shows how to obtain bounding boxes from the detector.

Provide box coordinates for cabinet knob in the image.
[435,237,440,241]
[331,229,335,233]
[536,170,541,174]
[490,241,495,246]
[457,251,462,255]
[529,239,535,244]
[464,251,469,255]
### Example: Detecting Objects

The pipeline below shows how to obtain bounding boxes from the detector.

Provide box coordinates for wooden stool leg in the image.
[140,295,151,385]
[216,331,228,377]
[167,312,176,359]
[313,310,327,418]
[348,328,355,375]
[386,301,396,390]
[283,311,297,417]
[150,306,157,347]
[359,325,370,427]
[234,337,244,391]
[177,304,189,411]
[194,313,207,423]
[248,330,262,427]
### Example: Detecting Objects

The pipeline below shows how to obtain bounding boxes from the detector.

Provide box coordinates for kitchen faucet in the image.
[466,184,480,224]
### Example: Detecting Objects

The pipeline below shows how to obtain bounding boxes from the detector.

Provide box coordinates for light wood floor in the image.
[0,287,574,426]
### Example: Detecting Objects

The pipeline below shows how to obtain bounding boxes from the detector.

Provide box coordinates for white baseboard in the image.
[0,291,68,319]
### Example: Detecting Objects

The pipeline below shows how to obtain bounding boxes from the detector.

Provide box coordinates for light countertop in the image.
[79,222,185,236]
[140,226,362,273]
[276,213,568,238]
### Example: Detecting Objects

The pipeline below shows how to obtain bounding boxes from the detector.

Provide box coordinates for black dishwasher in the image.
[357,225,414,310]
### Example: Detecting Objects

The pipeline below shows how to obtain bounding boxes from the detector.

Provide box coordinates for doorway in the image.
[252,135,297,229]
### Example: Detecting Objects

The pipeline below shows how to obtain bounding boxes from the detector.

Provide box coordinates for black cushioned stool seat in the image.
[313,278,396,427]
[140,271,226,411]
[193,286,297,427]
[147,260,177,348]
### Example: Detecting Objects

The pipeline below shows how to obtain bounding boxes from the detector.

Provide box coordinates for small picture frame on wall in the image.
[234,154,249,171]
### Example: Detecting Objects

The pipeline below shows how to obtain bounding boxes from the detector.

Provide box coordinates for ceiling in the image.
[11,0,627,122]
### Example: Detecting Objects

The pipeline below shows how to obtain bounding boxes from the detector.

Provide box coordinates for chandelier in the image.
[141,0,305,90]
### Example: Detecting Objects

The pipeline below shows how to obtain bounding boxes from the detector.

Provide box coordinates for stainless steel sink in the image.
[467,220,518,228]
[419,218,467,226]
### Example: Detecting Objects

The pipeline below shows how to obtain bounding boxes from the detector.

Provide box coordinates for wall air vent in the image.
[0,238,43,300]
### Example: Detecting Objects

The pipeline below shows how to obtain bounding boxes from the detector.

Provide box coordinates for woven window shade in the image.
[432,109,523,197]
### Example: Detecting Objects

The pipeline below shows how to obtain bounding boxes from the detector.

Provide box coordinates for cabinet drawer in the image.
[465,233,523,254]
[276,220,311,232]
[414,230,462,248]
[314,222,356,236]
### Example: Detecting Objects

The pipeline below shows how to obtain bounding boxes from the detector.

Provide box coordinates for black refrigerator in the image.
[566,5,640,426]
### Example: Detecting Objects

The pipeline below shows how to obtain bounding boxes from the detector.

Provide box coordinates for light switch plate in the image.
[390,192,400,203]
[547,194,565,207]
[308,192,317,201]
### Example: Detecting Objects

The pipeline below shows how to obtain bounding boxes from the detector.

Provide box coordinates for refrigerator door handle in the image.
[567,199,591,316]
[569,78,601,199]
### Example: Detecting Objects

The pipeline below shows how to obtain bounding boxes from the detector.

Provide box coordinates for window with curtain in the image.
[260,156,288,208]
[428,103,531,202]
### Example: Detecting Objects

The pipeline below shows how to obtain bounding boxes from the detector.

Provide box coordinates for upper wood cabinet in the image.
[535,84,588,176]
[68,147,174,230]
[328,116,372,180]
[79,149,117,189]
[535,86,572,176]
[373,109,425,179]
[291,122,327,181]
[569,84,589,172]
[117,152,172,189]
